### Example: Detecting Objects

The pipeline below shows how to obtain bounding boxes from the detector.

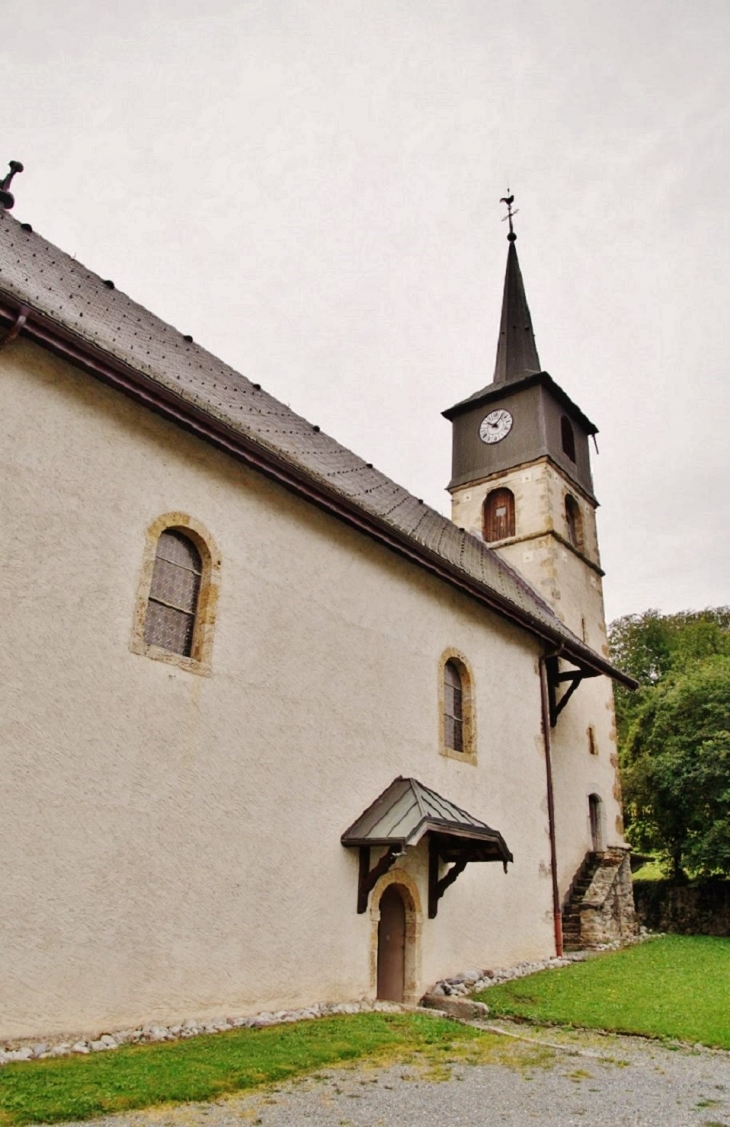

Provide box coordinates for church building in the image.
[0,177,635,1042]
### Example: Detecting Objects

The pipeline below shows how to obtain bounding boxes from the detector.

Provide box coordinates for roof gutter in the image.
[0,295,636,689]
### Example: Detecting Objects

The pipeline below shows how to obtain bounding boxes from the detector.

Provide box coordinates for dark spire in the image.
[493,196,541,384]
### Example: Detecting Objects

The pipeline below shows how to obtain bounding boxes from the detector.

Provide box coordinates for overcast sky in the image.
[4,0,729,622]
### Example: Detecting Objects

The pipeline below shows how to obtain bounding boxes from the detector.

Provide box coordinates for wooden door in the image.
[377,886,406,1002]
[589,795,603,853]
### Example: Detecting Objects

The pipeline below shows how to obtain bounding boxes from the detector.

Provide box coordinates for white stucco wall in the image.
[451,458,626,897]
[0,341,566,1040]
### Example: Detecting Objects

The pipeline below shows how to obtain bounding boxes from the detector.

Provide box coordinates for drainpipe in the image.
[539,646,563,957]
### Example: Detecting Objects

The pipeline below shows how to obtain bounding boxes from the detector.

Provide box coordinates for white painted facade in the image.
[0,202,635,1042]
[451,459,625,894]
[1,339,567,1040]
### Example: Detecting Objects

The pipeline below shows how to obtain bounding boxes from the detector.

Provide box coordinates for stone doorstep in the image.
[420,994,491,1022]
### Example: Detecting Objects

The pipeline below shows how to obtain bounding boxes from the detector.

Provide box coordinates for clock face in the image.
[479,409,513,445]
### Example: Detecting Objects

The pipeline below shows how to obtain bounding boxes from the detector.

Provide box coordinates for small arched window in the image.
[561,415,576,462]
[439,650,476,764]
[565,493,583,551]
[444,660,464,752]
[483,487,515,543]
[144,530,202,657]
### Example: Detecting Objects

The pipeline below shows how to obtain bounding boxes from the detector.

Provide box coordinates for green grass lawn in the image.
[474,935,730,1048]
[0,1013,500,1126]
[3,938,729,1125]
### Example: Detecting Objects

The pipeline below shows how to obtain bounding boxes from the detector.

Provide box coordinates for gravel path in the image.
[48,1020,730,1127]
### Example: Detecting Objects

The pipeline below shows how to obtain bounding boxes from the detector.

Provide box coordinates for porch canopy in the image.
[341,776,513,918]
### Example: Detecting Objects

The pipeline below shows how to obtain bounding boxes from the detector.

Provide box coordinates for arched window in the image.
[565,493,583,551]
[483,487,515,542]
[444,660,464,752]
[561,415,576,462]
[131,514,221,674]
[145,530,202,657]
[589,794,604,852]
[439,650,477,764]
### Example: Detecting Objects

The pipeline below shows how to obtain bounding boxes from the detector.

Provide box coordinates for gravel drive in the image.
[45,1021,730,1127]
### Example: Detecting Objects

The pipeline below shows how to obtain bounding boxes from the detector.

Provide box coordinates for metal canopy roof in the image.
[341,776,513,863]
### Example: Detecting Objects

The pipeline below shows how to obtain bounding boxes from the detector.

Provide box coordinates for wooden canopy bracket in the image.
[357,844,400,913]
[429,842,468,918]
[427,833,512,918]
[545,655,599,727]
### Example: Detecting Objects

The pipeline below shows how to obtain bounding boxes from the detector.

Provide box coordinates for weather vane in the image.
[0,161,24,211]
[500,192,518,241]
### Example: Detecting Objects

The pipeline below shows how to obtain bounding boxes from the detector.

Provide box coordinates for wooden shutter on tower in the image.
[483,488,515,542]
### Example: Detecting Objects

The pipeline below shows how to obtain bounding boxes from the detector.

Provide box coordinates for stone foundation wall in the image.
[633,879,730,936]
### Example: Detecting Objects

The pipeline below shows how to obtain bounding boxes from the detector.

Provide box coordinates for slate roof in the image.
[340,776,513,863]
[0,210,631,684]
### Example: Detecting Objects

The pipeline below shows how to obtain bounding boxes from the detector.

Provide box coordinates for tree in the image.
[609,607,730,743]
[620,656,730,878]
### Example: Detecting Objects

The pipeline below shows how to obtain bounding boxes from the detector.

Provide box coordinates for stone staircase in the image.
[562,847,637,949]
[562,851,602,950]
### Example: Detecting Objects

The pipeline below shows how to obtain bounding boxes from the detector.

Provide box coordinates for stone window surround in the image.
[438,648,477,766]
[131,512,221,676]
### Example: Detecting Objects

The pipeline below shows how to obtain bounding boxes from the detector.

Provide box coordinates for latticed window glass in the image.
[444,660,464,752]
[144,530,202,657]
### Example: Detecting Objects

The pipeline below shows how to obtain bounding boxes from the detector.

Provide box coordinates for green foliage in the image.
[609,607,730,741]
[0,1014,488,1126]
[621,656,730,877]
[608,608,730,877]
[473,935,730,1048]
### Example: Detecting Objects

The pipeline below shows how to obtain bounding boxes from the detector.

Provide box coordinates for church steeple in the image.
[493,199,541,384]
[443,196,597,504]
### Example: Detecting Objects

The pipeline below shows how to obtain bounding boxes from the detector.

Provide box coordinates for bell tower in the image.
[443,200,607,653]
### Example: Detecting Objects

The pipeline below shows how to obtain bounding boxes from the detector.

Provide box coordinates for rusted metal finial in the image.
[500,192,519,241]
[0,161,24,211]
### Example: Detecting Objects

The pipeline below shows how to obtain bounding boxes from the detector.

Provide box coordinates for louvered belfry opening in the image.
[444,660,464,752]
[565,493,583,551]
[561,415,576,462]
[145,530,202,657]
[483,487,515,543]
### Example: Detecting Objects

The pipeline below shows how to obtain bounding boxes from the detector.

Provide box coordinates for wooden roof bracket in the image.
[545,654,599,727]
[357,844,401,914]
[428,836,509,918]
[0,303,28,349]
[429,838,470,918]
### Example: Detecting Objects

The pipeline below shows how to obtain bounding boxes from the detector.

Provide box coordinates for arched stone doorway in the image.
[370,871,422,1004]
[377,885,406,1001]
